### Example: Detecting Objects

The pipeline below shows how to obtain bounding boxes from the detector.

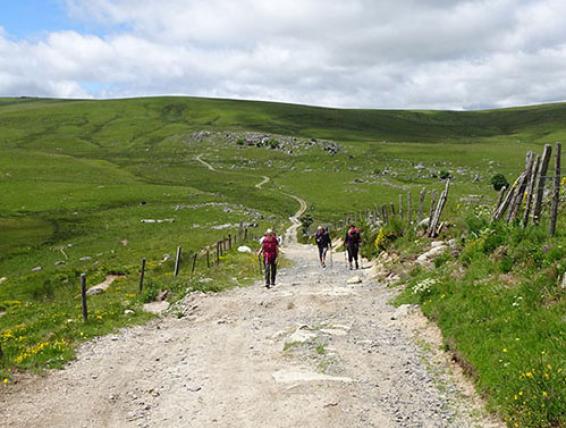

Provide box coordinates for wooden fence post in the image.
[216,242,220,264]
[407,192,413,224]
[523,155,540,227]
[244,228,248,240]
[174,246,182,277]
[390,203,396,216]
[429,190,437,223]
[428,180,450,237]
[549,143,561,236]
[418,188,426,222]
[229,234,232,250]
[398,194,403,219]
[533,144,553,224]
[139,258,146,293]
[192,253,198,274]
[206,250,210,268]
[507,152,534,223]
[80,273,88,322]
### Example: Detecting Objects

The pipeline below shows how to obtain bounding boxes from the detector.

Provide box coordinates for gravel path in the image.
[0,204,501,427]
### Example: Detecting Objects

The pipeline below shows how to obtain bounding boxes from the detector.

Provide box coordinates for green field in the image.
[0,96,564,425]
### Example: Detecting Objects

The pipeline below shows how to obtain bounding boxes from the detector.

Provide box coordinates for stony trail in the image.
[0,205,500,427]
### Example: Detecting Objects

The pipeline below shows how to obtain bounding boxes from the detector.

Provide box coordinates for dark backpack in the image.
[348,228,361,245]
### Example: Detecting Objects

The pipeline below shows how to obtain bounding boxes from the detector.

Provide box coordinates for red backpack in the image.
[262,235,278,255]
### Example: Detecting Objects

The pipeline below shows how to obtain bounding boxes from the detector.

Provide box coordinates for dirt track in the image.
[0,216,501,428]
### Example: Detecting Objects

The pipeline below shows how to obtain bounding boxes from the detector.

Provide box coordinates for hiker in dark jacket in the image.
[344,224,361,270]
[315,225,331,268]
[258,228,279,288]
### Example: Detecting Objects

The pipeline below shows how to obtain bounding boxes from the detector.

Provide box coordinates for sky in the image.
[1,0,566,109]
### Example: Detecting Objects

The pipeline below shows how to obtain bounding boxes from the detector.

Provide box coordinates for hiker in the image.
[315,225,331,267]
[344,224,361,270]
[258,228,279,288]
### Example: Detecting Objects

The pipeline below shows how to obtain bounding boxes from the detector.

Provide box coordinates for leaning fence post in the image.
[533,144,553,224]
[80,273,88,322]
[174,246,182,277]
[523,155,540,227]
[216,242,220,264]
[229,234,232,250]
[428,190,437,226]
[549,143,561,236]
[244,228,248,240]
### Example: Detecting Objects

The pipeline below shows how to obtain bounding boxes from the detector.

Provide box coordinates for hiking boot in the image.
[265,283,271,289]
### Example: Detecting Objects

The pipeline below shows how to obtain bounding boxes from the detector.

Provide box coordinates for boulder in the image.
[31,266,42,272]
[238,246,252,253]
[0,277,6,285]
[124,309,135,316]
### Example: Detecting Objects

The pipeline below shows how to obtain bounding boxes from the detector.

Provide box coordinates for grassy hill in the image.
[0,96,564,426]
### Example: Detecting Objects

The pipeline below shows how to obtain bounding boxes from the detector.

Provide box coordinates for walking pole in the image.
[329,245,333,268]
[258,253,263,276]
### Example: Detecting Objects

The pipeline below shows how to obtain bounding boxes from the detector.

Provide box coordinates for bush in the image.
[439,170,451,180]
[490,173,509,191]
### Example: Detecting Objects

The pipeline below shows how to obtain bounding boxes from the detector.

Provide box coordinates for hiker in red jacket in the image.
[258,228,279,288]
[344,224,361,270]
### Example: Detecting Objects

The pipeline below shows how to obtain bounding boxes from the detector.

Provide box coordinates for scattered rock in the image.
[287,326,317,344]
[124,309,135,316]
[120,239,128,246]
[320,328,348,336]
[54,260,66,266]
[156,290,169,302]
[141,218,175,224]
[86,287,105,296]
[272,369,354,384]
[560,273,566,290]
[143,301,170,314]
[31,266,42,272]
[0,277,7,285]
[391,304,418,320]
[416,243,448,267]
[79,256,92,262]
[87,275,122,296]
[347,276,362,285]
[237,246,252,253]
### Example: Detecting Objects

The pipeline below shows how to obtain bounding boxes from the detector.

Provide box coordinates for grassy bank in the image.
[385,212,566,427]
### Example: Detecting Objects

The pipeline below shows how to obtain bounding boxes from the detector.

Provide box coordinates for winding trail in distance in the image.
[194,153,216,171]
[194,153,305,239]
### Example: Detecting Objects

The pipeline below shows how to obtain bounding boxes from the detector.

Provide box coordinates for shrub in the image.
[490,173,509,191]
[439,170,451,180]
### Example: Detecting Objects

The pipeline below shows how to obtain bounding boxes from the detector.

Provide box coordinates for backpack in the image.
[262,235,278,255]
[348,228,361,244]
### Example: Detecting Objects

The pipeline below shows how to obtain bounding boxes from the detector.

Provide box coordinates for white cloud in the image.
[1,0,566,108]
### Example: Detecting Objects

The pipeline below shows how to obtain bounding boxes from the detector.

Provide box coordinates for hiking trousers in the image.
[347,244,359,267]
[264,260,277,285]
[317,244,329,261]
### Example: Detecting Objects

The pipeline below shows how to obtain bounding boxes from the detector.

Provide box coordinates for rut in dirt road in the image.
[0,231,500,427]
